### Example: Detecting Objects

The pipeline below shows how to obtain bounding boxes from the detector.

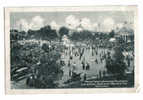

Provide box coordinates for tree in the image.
[11,41,64,88]
[109,30,115,38]
[39,25,58,40]
[10,29,26,40]
[59,26,69,39]
[32,44,63,88]
[106,43,127,79]
[10,42,41,82]
[70,30,93,41]
[28,29,35,36]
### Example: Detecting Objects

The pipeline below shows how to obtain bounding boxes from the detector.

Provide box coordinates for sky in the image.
[10,11,134,32]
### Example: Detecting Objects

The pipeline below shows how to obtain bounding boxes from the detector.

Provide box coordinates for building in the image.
[115,26,134,43]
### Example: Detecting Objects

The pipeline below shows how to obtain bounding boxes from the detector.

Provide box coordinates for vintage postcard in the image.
[5,6,139,94]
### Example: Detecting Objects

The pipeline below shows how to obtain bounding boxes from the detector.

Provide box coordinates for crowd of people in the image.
[11,33,134,88]
[54,35,134,83]
[59,42,114,82]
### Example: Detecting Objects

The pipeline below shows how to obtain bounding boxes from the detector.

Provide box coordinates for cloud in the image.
[81,18,99,31]
[29,16,44,30]
[16,16,44,31]
[65,15,100,32]
[16,19,29,32]
[115,23,124,30]
[102,18,115,32]
[65,15,80,29]
[93,23,99,31]
[81,18,91,30]
[50,21,60,30]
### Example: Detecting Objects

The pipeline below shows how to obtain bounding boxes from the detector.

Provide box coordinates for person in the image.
[100,58,103,63]
[69,69,72,77]
[86,63,90,70]
[103,70,106,77]
[95,59,97,64]
[79,52,82,60]
[68,60,71,67]
[81,61,85,70]
[92,50,94,56]
[127,58,130,67]
[83,73,86,81]
[70,55,73,60]
[95,51,98,55]
[81,48,84,59]
[60,60,65,66]
[99,70,102,79]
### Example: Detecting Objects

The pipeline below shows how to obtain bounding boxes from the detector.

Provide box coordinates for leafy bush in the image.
[106,44,127,79]
[11,41,63,88]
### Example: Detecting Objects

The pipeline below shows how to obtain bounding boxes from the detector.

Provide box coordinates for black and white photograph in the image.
[5,6,138,93]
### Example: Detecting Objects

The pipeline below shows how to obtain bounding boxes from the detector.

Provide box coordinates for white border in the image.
[4,6,139,94]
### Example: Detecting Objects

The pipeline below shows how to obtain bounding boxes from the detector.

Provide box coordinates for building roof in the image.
[116,26,134,35]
